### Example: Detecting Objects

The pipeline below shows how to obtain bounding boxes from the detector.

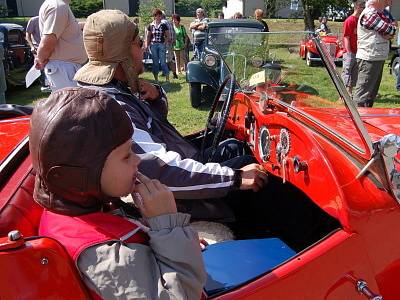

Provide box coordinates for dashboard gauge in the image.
[279,128,291,155]
[258,126,271,161]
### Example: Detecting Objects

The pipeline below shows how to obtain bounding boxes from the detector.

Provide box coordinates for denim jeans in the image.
[194,40,205,59]
[150,43,169,76]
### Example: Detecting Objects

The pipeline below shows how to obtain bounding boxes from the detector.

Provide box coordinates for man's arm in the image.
[361,11,397,37]
[35,34,57,70]
[343,36,352,53]
[25,32,35,51]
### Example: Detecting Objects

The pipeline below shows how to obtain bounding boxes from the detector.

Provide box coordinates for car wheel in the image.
[306,51,316,67]
[392,56,400,79]
[190,83,202,108]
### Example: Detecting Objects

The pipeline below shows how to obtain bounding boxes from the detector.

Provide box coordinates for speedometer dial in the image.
[259,126,271,162]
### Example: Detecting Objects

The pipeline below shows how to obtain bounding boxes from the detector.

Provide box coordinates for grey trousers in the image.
[353,59,384,107]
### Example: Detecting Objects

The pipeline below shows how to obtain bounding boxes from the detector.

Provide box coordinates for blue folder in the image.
[203,238,296,296]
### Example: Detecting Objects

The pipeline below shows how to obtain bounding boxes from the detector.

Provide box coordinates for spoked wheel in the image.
[200,74,236,162]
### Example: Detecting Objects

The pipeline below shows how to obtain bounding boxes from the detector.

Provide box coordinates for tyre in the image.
[391,56,400,79]
[306,51,317,67]
[190,83,202,108]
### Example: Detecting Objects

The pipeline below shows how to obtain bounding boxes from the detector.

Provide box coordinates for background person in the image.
[161,12,177,79]
[341,0,365,95]
[35,0,87,92]
[254,8,269,32]
[26,16,50,92]
[190,8,209,59]
[172,14,188,74]
[232,12,243,19]
[353,0,397,107]
[397,32,400,91]
[146,8,170,82]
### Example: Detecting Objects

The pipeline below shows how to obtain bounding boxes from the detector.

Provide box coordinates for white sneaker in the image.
[40,86,51,93]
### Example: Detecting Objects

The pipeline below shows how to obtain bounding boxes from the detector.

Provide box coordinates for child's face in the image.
[101,139,140,197]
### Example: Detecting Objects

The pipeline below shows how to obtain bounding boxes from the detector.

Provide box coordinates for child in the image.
[341,0,366,94]
[29,87,206,299]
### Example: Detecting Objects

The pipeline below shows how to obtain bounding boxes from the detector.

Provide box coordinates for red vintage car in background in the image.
[1,32,400,299]
[299,32,344,67]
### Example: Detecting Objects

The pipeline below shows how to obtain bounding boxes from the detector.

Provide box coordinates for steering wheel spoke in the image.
[200,74,236,162]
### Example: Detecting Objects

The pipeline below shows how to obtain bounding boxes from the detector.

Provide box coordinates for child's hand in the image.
[133,173,177,218]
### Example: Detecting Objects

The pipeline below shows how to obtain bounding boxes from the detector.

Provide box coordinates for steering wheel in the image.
[201,74,236,162]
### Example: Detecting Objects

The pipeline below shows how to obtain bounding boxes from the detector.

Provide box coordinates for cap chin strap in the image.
[120,58,139,93]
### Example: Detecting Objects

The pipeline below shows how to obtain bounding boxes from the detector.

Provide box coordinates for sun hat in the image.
[74,10,139,91]
[29,87,133,216]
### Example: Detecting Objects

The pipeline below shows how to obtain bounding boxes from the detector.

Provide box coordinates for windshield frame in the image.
[210,31,374,160]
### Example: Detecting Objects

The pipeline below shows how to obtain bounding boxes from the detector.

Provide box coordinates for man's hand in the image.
[34,57,48,70]
[139,80,160,101]
[239,163,268,192]
[133,173,177,218]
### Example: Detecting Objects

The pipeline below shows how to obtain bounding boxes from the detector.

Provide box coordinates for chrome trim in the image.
[0,117,30,123]
[379,134,400,203]
[0,136,29,174]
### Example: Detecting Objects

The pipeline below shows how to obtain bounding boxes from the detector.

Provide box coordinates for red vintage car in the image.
[1,32,400,300]
[299,32,344,67]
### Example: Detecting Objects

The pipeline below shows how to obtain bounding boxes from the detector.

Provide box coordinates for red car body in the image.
[1,32,400,300]
[300,34,344,67]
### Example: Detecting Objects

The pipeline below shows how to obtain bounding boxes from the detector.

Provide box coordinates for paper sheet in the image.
[25,65,41,88]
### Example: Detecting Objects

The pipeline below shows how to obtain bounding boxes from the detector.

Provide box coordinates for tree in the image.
[201,0,221,17]
[301,0,350,30]
[138,0,166,33]
[176,0,201,16]
[70,0,102,18]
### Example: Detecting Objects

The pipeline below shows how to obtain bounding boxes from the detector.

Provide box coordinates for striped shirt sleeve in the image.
[361,10,397,36]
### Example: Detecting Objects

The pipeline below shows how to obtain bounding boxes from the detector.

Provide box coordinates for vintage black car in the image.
[186,19,265,107]
[0,23,32,86]
[390,48,399,79]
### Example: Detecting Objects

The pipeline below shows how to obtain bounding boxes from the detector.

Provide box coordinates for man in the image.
[26,16,50,92]
[161,11,178,79]
[255,9,269,32]
[74,10,268,221]
[353,0,397,107]
[35,0,87,92]
[397,33,400,91]
[189,8,209,59]
[341,0,365,95]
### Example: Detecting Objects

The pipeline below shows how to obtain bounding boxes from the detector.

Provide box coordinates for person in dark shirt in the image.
[145,8,170,82]
[255,9,269,32]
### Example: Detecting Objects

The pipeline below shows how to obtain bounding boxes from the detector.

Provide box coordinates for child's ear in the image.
[47,166,88,192]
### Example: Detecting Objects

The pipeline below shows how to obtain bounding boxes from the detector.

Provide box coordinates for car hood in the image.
[0,117,30,164]
[303,107,400,153]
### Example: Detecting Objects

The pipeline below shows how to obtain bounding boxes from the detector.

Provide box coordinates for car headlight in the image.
[204,54,217,67]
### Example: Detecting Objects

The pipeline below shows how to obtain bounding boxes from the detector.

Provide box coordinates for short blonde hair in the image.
[254,9,264,18]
